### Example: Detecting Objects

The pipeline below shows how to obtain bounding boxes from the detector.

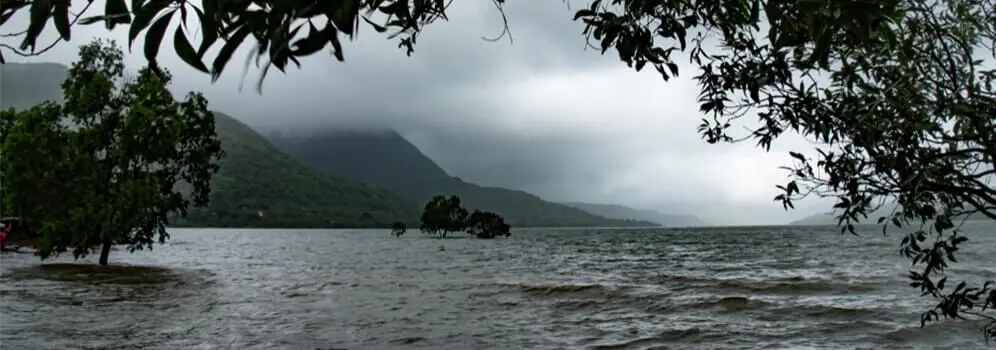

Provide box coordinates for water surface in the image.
[1,223,994,349]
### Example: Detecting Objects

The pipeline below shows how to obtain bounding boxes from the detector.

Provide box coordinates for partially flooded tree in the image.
[419,195,469,238]
[391,221,407,237]
[418,196,512,239]
[0,39,224,265]
[466,210,511,239]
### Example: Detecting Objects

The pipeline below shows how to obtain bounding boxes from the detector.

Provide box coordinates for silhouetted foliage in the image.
[419,195,511,239]
[419,195,469,238]
[575,0,996,340]
[3,0,505,91]
[391,222,407,237]
[0,39,224,265]
[466,210,511,239]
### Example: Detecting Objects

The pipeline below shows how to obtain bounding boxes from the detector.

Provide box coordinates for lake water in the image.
[1,223,994,349]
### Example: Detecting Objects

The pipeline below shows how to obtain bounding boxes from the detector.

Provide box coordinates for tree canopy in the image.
[0,39,224,265]
[466,210,511,239]
[391,221,407,237]
[4,0,994,338]
[419,195,511,238]
[419,195,469,238]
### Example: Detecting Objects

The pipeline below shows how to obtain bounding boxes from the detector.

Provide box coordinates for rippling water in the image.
[2,223,994,349]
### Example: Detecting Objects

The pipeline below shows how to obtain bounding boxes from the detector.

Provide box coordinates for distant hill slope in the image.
[180,114,419,228]
[267,129,659,227]
[2,62,419,228]
[561,202,708,227]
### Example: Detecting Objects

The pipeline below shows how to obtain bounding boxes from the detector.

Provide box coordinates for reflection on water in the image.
[1,223,994,349]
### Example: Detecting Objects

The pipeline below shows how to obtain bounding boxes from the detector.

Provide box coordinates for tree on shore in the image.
[7,0,994,338]
[0,39,224,265]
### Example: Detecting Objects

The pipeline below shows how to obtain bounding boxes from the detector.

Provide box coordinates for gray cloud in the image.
[2,0,836,225]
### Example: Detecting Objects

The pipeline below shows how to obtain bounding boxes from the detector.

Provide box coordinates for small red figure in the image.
[0,223,10,250]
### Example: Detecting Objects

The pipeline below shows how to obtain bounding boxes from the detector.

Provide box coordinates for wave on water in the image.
[493,270,887,305]
[655,273,886,295]
[516,283,616,296]
[477,279,988,349]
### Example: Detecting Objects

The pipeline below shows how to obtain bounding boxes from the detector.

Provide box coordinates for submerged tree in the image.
[466,210,511,239]
[418,195,512,239]
[391,221,407,237]
[419,195,469,238]
[0,39,224,265]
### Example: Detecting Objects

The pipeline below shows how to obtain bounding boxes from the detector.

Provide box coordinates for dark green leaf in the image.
[329,28,345,61]
[53,0,71,41]
[104,0,131,30]
[211,25,251,82]
[789,151,806,162]
[178,3,188,31]
[600,30,618,54]
[129,0,171,51]
[666,62,679,77]
[193,6,218,56]
[361,16,386,33]
[573,9,594,20]
[174,26,209,73]
[21,0,52,51]
[0,10,17,27]
[290,22,328,56]
[144,10,175,63]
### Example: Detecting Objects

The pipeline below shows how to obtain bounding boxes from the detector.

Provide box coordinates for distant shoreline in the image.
[165,225,667,230]
[169,223,666,230]
[166,221,993,231]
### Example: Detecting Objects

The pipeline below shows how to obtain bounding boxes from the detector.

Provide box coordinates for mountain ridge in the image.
[266,128,661,227]
[561,201,708,227]
[2,62,420,228]
[180,113,420,228]
[4,62,655,228]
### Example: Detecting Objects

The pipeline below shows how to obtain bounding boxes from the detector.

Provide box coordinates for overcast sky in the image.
[1,0,838,225]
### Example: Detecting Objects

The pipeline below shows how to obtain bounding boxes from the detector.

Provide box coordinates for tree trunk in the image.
[98,240,112,266]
